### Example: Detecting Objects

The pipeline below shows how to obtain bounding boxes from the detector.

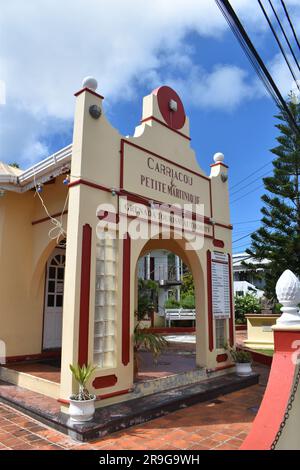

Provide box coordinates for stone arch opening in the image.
[132,233,207,386]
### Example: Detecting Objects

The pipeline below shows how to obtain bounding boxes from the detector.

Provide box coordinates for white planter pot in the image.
[235,362,252,377]
[69,396,96,423]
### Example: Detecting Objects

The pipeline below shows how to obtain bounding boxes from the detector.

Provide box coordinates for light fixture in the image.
[89,105,102,119]
[111,188,117,197]
[63,174,70,185]
[221,173,228,183]
[169,99,178,112]
[36,183,43,193]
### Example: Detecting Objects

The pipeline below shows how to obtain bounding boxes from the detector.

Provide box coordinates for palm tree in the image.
[133,323,168,378]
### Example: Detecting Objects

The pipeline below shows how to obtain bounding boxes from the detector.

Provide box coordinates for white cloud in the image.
[0,0,227,120]
[164,64,264,111]
[269,53,300,99]
[0,0,299,166]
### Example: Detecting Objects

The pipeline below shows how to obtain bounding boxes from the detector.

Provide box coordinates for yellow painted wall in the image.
[245,314,279,350]
[0,177,68,357]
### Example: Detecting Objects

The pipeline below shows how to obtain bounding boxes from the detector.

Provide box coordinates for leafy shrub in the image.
[273,303,282,314]
[234,294,261,324]
[181,294,195,309]
[164,298,180,309]
[225,345,252,363]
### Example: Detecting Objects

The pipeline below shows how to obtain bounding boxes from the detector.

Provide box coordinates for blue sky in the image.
[0,0,299,253]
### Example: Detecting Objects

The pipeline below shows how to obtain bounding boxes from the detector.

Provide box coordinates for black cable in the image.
[233,232,254,243]
[233,219,261,225]
[281,0,300,52]
[267,0,300,72]
[231,169,272,196]
[231,184,264,204]
[257,0,300,91]
[230,161,272,190]
[215,0,300,137]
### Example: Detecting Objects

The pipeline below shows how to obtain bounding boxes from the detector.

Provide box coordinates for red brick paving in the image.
[0,365,268,451]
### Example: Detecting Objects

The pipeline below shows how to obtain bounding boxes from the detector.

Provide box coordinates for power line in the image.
[267,0,300,72]
[231,184,264,204]
[233,243,252,250]
[215,0,300,136]
[230,161,272,190]
[281,0,300,53]
[233,228,259,234]
[233,219,261,225]
[233,232,253,243]
[231,169,272,196]
[257,0,300,90]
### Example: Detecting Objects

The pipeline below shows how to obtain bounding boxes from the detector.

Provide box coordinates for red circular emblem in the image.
[152,86,186,130]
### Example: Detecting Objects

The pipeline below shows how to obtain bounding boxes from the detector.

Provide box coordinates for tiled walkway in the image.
[0,365,268,451]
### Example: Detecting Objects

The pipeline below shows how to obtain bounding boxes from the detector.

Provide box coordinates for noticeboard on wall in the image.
[211,251,231,319]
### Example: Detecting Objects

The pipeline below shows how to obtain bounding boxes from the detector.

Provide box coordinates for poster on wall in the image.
[211,251,231,319]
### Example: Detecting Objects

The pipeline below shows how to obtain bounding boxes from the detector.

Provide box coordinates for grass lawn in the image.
[252,348,274,357]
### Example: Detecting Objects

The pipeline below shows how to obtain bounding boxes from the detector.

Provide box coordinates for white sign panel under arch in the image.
[211,251,231,319]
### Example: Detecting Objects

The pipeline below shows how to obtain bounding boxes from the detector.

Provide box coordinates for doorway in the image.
[135,247,198,383]
[43,247,65,350]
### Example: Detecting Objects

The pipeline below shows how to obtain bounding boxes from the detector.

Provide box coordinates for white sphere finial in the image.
[213,152,225,163]
[82,76,98,91]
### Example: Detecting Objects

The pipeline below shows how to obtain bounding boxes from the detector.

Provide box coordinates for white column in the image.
[275,270,300,326]
[175,255,180,281]
[146,253,150,280]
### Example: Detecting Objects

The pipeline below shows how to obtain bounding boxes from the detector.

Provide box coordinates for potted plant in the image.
[134,323,169,378]
[69,363,97,422]
[226,345,253,377]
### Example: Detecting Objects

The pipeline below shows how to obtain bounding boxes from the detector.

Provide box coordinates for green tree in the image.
[246,97,300,298]
[8,162,20,169]
[136,279,158,321]
[181,271,194,296]
[180,270,195,308]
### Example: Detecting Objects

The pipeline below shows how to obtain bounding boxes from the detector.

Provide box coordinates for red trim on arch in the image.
[57,398,70,405]
[122,235,131,366]
[78,224,92,366]
[67,177,233,232]
[207,250,214,352]
[215,222,233,230]
[74,87,104,100]
[140,116,191,140]
[210,162,228,169]
[216,353,228,363]
[96,388,131,401]
[213,239,225,248]
[92,375,118,389]
[228,253,234,347]
[68,178,113,194]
